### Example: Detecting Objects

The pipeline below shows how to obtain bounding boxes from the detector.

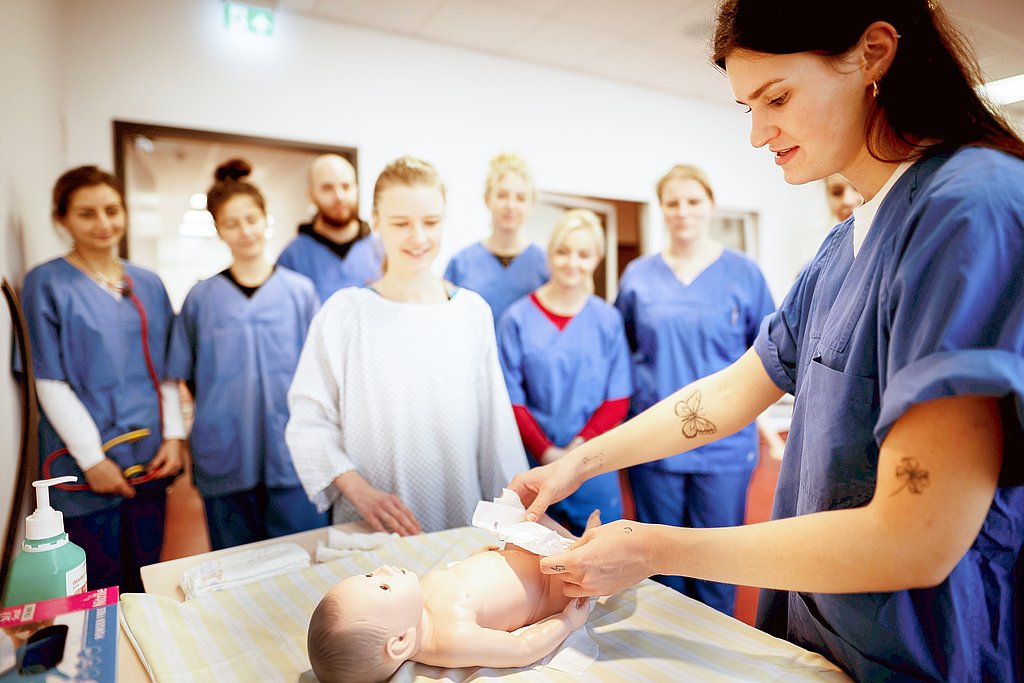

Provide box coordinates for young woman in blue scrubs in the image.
[614,164,774,614]
[22,166,184,591]
[168,160,326,550]
[509,1,1024,680]
[497,209,631,536]
[443,153,548,324]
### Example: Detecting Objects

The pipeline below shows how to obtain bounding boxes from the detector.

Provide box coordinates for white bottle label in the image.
[66,560,88,595]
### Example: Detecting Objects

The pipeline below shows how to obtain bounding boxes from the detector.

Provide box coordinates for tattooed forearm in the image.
[890,457,930,496]
[581,452,603,469]
[674,390,717,439]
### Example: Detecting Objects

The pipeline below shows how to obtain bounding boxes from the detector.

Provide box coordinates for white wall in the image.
[54,0,830,303]
[0,0,837,567]
[0,0,67,562]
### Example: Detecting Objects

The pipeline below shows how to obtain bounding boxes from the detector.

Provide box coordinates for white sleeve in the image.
[160,379,186,440]
[286,306,356,514]
[474,307,529,499]
[35,379,105,471]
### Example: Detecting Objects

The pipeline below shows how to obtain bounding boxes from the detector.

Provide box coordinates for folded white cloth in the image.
[535,621,599,675]
[471,489,575,557]
[179,543,310,599]
[314,528,399,563]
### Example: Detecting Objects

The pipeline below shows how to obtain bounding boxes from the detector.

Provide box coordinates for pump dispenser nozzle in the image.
[26,476,78,541]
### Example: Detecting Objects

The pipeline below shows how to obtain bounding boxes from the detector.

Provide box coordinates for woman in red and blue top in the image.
[497,209,631,535]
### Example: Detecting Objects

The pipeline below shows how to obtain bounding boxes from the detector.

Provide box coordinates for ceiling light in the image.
[981,73,1024,106]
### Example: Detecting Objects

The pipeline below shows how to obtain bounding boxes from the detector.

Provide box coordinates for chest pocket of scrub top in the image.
[797,357,880,514]
[209,324,249,380]
[70,323,125,391]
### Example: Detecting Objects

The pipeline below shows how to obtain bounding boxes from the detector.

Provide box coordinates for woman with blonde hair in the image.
[497,209,631,535]
[444,152,548,324]
[611,163,775,615]
[287,157,527,535]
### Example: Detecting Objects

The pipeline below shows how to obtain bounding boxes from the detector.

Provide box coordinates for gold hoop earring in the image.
[872,81,879,99]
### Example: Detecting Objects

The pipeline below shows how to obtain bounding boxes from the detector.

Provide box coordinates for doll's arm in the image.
[424,598,588,669]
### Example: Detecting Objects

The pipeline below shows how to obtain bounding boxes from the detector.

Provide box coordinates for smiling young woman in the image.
[286,156,528,538]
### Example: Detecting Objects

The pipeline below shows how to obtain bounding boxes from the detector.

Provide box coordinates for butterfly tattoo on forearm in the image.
[674,390,717,439]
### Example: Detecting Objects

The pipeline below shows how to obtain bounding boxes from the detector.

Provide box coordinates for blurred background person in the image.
[614,164,775,615]
[444,152,548,324]
[497,209,631,536]
[21,166,184,591]
[287,156,527,535]
[824,173,862,224]
[168,159,326,551]
[277,154,383,302]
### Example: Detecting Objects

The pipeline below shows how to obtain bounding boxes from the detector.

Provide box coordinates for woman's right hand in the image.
[509,455,584,522]
[83,458,135,498]
[334,471,422,536]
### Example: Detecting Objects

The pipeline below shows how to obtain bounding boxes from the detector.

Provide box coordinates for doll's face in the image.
[332,566,424,634]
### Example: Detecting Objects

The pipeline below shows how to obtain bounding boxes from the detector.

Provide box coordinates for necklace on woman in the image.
[67,250,125,293]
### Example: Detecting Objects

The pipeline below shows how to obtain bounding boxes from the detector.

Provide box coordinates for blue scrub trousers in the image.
[203,484,328,550]
[628,466,754,616]
[63,483,168,594]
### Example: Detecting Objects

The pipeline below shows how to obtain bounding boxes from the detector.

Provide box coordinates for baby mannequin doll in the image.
[307,514,599,683]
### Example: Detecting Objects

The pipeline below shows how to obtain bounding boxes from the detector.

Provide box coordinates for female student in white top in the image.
[286,156,528,535]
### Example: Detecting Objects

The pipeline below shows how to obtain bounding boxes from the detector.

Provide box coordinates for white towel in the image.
[179,543,310,599]
[314,528,399,563]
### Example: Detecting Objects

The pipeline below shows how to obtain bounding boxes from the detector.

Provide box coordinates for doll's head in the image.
[307,566,424,683]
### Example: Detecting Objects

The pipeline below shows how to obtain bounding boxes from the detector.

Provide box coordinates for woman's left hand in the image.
[539,519,658,597]
[148,439,184,480]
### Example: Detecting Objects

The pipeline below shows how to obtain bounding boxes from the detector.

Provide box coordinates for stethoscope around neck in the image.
[42,271,172,492]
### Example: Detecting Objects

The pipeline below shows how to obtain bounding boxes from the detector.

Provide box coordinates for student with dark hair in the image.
[167,159,326,550]
[22,165,184,591]
[508,1,1024,679]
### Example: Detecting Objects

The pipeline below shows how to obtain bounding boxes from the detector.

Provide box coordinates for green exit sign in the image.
[224,2,274,36]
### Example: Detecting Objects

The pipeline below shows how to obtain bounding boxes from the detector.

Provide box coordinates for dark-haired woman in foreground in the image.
[168,160,326,549]
[509,1,1024,679]
[22,166,184,591]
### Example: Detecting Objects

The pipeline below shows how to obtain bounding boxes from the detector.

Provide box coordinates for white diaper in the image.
[471,489,575,557]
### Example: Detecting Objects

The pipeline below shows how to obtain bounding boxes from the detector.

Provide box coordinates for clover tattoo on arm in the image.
[890,457,930,496]
[674,390,717,439]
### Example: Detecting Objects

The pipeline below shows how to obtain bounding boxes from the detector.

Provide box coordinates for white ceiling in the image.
[279,0,1024,112]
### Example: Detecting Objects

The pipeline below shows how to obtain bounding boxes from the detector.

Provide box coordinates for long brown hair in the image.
[711,0,1024,162]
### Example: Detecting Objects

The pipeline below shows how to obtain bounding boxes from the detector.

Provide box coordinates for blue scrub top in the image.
[276,232,382,303]
[754,147,1024,682]
[615,249,774,473]
[444,242,548,324]
[498,294,632,527]
[498,295,632,447]
[21,258,175,517]
[167,268,319,497]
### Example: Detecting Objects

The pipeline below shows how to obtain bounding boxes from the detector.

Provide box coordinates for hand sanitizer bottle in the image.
[2,476,88,607]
